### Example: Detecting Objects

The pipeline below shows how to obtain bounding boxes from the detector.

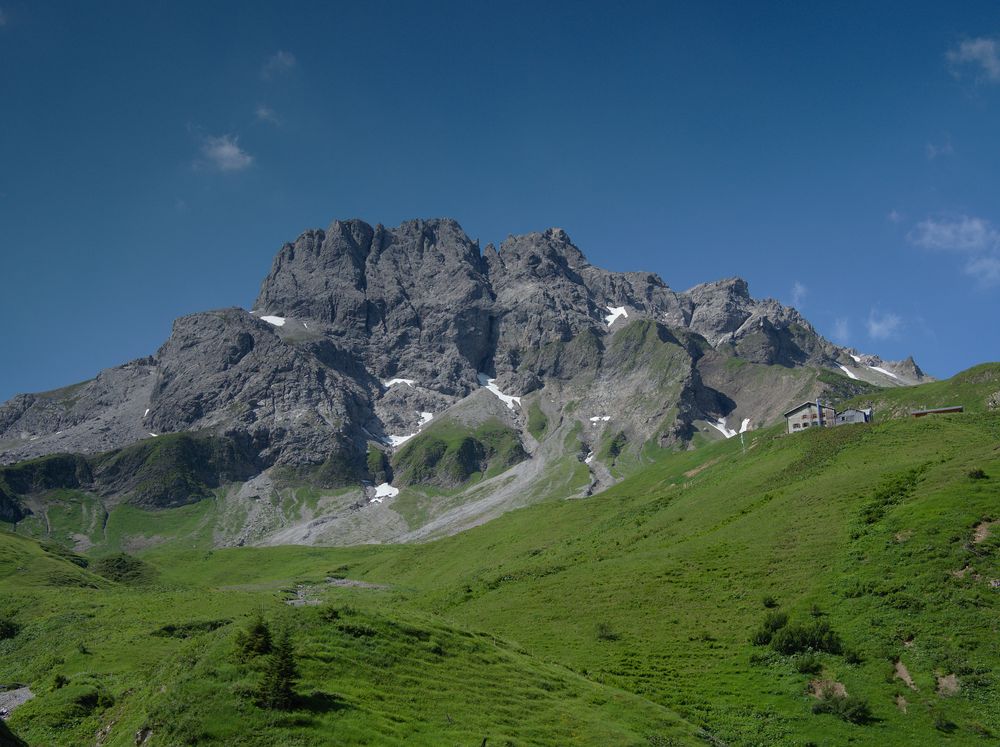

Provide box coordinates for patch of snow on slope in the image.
[386,411,435,447]
[371,483,399,504]
[589,415,611,422]
[584,451,595,464]
[739,418,751,433]
[149,432,159,438]
[477,373,521,409]
[261,315,286,327]
[143,408,150,417]
[419,412,433,426]
[708,418,737,439]
[387,433,415,447]
[604,306,628,327]
[384,378,417,388]
[838,365,859,380]
[850,354,861,363]
[869,365,900,380]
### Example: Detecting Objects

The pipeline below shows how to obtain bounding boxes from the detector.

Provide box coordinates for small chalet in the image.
[835,408,873,426]
[783,401,837,434]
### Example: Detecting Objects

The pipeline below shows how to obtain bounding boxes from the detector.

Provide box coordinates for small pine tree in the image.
[259,627,298,710]
[235,615,272,660]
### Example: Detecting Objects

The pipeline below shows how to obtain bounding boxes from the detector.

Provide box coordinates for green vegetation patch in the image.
[394,419,527,488]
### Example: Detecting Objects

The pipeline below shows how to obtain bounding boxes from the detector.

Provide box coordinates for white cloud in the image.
[925,138,954,160]
[262,50,296,80]
[966,255,1000,286]
[908,215,1000,253]
[255,104,280,125]
[200,134,253,172]
[790,281,807,308]
[909,215,1000,288]
[887,209,903,223]
[867,309,902,340]
[947,37,1000,82]
[832,317,850,345]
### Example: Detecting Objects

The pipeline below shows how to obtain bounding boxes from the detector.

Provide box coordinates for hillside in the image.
[1,367,998,745]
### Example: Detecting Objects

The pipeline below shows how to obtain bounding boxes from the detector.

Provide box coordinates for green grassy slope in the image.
[1,366,998,745]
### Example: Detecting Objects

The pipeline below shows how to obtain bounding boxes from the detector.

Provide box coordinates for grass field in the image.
[1,366,998,745]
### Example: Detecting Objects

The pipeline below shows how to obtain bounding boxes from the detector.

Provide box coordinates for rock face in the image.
[0,217,928,505]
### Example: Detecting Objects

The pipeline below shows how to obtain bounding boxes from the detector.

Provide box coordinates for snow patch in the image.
[850,354,861,363]
[149,432,159,438]
[143,408,150,417]
[477,373,520,409]
[604,305,628,327]
[708,418,737,439]
[303,322,309,329]
[261,315,286,327]
[387,433,416,447]
[589,415,611,422]
[584,451,595,465]
[869,365,900,380]
[739,418,751,434]
[418,411,434,426]
[371,483,399,504]
[384,378,417,388]
[838,365,859,380]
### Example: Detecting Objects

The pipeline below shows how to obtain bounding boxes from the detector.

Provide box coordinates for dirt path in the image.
[895,660,917,690]
[973,520,996,544]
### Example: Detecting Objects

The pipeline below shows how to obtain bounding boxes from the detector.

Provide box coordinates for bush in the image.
[968,468,988,480]
[843,649,863,665]
[762,595,779,608]
[596,622,620,641]
[0,616,20,640]
[795,653,822,674]
[771,620,842,655]
[751,610,788,646]
[811,692,873,724]
[234,616,272,660]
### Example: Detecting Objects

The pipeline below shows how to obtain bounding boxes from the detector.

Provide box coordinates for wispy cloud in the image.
[199,134,253,172]
[790,281,807,308]
[262,50,296,80]
[832,317,850,345]
[966,255,1000,286]
[887,209,903,223]
[907,215,1000,287]
[908,215,1000,253]
[0,8,6,26]
[925,137,954,160]
[947,37,1000,82]
[867,309,902,340]
[255,104,280,125]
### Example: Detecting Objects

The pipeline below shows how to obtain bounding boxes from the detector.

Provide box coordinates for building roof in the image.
[783,401,837,418]
[911,406,963,416]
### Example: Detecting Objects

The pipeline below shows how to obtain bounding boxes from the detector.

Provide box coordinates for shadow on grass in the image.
[298,690,351,714]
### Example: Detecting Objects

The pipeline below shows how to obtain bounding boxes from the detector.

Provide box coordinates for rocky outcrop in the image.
[0,217,927,491]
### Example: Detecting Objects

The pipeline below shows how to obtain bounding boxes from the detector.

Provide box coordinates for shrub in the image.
[750,629,772,646]
[234,616,272,660]
[968,468,988,480]
[771,620,842,655]
[811,692,873,724]
[0,616,19,640]
[795,653,822,674]
[596,622,620,641]
[762,611,788,632]
[843,649,863,665]
[762,595,779,608]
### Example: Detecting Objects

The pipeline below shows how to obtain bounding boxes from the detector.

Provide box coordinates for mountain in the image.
[0,218,929,547]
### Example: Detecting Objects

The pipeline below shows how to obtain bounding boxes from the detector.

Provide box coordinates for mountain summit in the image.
[0,218,926,544]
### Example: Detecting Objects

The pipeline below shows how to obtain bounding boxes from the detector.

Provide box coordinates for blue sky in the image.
[0,1,997,401]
